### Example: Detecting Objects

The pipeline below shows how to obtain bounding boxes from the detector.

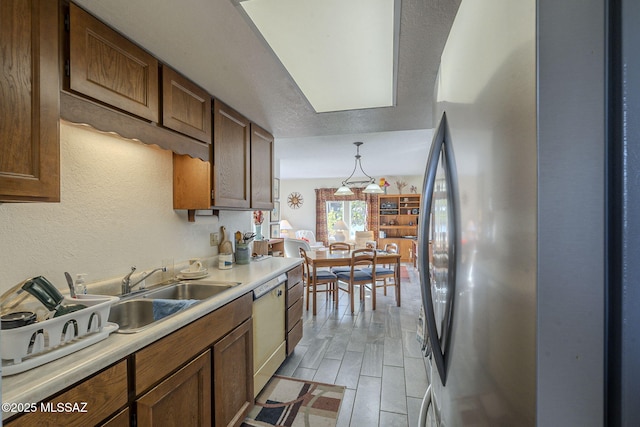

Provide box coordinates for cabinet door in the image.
[286,264,303,288]
[134,293,252,396]
[250,123,274,209]
[213,99,250,208]
[69,3,159,122]
[173,153,211,210]
[399,239,413,263]
[0,0,59,202]
[6,361,128,426]
[286,279,303,356]
[213,318,253,427]
[162,65,212,143]
[137,350,212,427]
[100,408,130,427]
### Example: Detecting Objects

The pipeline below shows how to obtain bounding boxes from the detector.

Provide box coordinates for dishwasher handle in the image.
[253,273,287,299]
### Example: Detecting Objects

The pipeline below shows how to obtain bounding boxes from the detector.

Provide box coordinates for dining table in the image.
[305,249,402,314]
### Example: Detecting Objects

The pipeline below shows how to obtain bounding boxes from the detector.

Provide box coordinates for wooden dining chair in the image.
[369,243,399,296]
[300,247,337,315]
[335,248,377,312]
[329,242,351,252]
[329,242,355,274]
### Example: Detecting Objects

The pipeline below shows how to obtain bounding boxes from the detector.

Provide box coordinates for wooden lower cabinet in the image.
[134,293,253,427]
[379,238,415,263]
[285,265,304,355]
[137,350,212,427]
[399,239,415,263]
[213,318,253,427]
[101,408,130,427]
[5,361,128,426]
[6,294,256,427]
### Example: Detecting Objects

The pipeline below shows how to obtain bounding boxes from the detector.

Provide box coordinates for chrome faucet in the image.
[121,266,167,295]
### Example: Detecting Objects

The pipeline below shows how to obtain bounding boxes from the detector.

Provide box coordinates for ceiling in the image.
[73,0,461,179]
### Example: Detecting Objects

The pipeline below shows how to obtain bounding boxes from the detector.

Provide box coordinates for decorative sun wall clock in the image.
[287,192,303,209]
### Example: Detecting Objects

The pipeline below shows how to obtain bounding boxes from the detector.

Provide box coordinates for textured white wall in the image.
[0,122,251,294]
[278,176,424,240]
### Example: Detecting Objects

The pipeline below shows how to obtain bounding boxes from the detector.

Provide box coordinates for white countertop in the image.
[2,256,302,419]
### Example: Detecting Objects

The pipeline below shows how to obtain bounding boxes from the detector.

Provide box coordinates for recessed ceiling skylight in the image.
[238,0,398,113]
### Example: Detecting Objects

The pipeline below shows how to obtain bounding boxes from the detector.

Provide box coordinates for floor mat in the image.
[400,265,410,279]
[242,375,346,427]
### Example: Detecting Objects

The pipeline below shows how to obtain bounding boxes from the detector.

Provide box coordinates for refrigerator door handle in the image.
[418,112,460,386]
[418,385,432,427]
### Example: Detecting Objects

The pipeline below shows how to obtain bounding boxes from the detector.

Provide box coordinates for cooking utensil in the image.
[219,226,233,254]
[65,272,76,298]
[22,276,86,318]
[1,311,37,329]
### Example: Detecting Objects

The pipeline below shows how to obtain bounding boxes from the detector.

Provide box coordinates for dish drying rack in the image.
[2,294,119,376]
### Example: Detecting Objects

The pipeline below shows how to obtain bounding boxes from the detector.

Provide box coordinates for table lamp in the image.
[279,219,293,238]
[333,220,349,242]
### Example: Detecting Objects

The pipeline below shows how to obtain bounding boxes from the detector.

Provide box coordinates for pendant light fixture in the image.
[334,142,384,196]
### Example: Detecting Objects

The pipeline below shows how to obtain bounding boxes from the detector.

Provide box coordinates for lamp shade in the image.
[334,220,349,231]
[279,219,293,230]
[334,185,354,196]
[333,220,349,242]
[363,182,384,194]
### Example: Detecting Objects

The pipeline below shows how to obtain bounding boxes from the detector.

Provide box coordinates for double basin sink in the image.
[108,281,237,333]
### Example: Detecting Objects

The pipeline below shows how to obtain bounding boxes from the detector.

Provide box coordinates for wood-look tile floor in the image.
[277,264,430,427]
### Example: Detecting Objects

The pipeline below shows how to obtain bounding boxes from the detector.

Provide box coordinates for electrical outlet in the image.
[210,232,219,247]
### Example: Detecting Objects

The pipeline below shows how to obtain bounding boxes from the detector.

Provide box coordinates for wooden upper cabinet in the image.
[68,3,159,122]
[0,0,60,202]
[213,99,250,209]
[173,153,211,210]
[161,66,212,143]
[250,124,274,210]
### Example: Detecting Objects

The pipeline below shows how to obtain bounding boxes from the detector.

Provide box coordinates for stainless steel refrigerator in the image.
[418,0,606,426]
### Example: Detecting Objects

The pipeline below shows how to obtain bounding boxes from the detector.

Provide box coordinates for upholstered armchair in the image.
[283,238,311,258]
[354,231,375,249]
[295,230,324,249]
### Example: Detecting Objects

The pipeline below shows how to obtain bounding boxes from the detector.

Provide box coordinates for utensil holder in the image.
[235,243,250,264]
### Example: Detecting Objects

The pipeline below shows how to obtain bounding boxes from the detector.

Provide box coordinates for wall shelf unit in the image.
[377,194,421,262]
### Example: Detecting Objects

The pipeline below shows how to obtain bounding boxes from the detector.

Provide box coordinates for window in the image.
[326,200,367,240]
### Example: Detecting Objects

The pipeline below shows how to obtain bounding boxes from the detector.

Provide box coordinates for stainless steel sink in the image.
[108,281,237,333]
[108,299,157,333]
[142,282,233,300]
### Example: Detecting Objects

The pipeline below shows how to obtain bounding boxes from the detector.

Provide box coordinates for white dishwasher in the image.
[252,274,287,397]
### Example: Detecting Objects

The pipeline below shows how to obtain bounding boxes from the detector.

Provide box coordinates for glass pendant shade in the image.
[363,182,384,194]
[334,185,355,196]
